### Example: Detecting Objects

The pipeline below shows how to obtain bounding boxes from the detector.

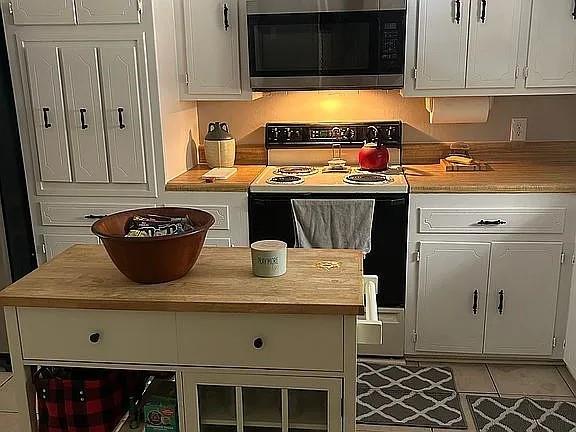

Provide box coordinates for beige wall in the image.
[196,91,576,146]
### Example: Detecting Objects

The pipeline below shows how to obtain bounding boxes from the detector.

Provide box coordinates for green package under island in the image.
[0,245,364,432]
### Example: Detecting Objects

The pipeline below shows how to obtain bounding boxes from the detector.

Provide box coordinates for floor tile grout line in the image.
[556,365,576,398]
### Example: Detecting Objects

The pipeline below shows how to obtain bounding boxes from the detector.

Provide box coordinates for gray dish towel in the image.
[291,199,376,254]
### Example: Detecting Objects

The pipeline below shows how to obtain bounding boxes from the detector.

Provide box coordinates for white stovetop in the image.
[250,165,409,193]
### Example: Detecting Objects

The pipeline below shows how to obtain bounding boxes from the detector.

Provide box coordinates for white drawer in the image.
[205,237,232,247]
[170,204,230,230]
[177,313,343,371]
[18,308,177,364]
[419,208,566,234]
[40,202,157,227]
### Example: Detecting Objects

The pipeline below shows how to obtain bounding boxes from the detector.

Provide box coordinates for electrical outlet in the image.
[510,118,528,142]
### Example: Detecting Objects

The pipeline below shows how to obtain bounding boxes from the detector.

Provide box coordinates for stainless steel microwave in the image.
[247,0,407,91]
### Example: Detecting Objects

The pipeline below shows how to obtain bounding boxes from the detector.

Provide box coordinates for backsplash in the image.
[196,91,576,147]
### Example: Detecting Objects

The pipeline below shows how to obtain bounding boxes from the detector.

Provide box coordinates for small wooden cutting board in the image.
[441,159,490,172]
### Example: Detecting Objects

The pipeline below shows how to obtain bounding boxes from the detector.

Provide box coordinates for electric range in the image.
[249,122,408,310]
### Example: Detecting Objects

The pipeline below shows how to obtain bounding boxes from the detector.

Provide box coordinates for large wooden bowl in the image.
[91,207,215,284]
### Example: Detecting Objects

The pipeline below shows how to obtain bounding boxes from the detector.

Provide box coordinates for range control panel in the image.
[265,121,402,148]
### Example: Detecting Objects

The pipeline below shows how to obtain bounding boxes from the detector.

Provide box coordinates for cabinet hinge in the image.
[41,243,46,255]
[412,67,418,79]
[553,337,557,349]
[8,2,13,15]
[185,72,190,86]
[561,252,566,264]
[416,251,421,262]
[412,331,418,343]
[340,397,344,417]
[572,255,576,265]
[564,339,567,350]
[137,0,143,15]
[523,67,529,79]
[514,66,519,80]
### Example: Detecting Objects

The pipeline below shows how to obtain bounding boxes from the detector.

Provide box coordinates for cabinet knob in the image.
[253,337,264,350]
[89,332,101,344]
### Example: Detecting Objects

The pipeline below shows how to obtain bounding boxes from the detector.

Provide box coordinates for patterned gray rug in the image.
[468,395,576,432]
[357,362,467,429]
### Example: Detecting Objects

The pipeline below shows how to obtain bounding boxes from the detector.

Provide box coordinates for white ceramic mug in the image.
[251,240,287,278]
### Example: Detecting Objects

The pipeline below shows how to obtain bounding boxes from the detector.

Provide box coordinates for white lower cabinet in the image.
[43,233,98,260]
[415,240,564,357]
[484,242,563,356]
[182,372,342,432]
[416,242,490,354]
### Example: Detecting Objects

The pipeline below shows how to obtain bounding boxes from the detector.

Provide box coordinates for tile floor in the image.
[357,362,576,432]
[0,364,574,431]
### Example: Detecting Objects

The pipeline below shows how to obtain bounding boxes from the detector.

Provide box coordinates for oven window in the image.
[249,14,320,76]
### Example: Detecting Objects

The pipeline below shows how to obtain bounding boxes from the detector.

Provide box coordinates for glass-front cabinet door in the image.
[182,373,342,432]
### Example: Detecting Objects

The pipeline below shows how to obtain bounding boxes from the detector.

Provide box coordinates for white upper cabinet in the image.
[526,0,576,88]
[182,0,242,96]
[484,242,563,356]
[24,44,71,182]
[60,47,109,183]
[75,0,141,24]
[415,0,470,90]
[11,0,76,25]
[99,44,147,184]
[467,0,523,88]
[416,242,490,354]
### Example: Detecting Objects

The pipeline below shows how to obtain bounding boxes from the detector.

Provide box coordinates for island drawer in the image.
[40,202,158,227]
[18,308,178,364]
[419,207,566,234]
[176,313,344,371]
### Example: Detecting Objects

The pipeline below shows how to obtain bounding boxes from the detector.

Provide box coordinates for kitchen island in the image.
[0,245,363,432]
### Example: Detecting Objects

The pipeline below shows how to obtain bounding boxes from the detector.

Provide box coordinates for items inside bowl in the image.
[124,214,196,238]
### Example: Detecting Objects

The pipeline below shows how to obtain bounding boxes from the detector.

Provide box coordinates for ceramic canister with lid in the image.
[204,122,236,168]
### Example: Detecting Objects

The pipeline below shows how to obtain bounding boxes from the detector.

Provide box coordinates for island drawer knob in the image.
[253,337,264,349]
[89,332,101,344]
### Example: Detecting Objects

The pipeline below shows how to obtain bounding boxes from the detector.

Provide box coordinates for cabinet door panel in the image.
[24,44,71,182]
[75,0,141,24]
[484,242,563,356]
[526,0,576,88]
[12,0,75,25]
[467,0,522,88]
[415,0,470,90]
[61,47,109,183]
[43,234,98,261]
[416,242,490,354]
[184,0,241,95]
[99,44,147,184]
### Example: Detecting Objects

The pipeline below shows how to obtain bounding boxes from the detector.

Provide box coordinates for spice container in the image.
[251,240,287,278]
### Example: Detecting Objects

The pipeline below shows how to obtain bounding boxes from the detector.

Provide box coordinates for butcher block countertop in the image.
[165,165,265,192]
[0,245,364,315]
[405,162,576,193]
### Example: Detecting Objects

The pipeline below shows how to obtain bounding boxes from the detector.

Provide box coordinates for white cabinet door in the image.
[24,44,71,182]
[60,47,109,183]
[416,242,490,354]
[99,44,147,184]
[564,253,576,376]
[484,242,563,356]
[415,0,470,90]
[75,0,141,24]
[183,0,241,95]
[11,0,75,25]
[467,0,522,88]
[526,0,576,88]
[43,234,99,261]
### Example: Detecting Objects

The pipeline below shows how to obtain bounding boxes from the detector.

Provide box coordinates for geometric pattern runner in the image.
[468,395,576,432]
[357,362,467,429]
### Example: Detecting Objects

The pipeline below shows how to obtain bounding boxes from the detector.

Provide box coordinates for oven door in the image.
[247,2,406,90]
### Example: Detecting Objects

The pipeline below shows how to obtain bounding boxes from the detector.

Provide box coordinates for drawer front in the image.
[205,237,232,247]
[170,204,230,230]
[40,202,156,227]
[19,308,177,364]
[419,208,566,234]
[177,313,343,371]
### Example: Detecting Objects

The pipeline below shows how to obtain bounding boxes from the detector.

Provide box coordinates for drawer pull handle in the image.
[477,219,507,226]
[80,108,88,130]
[89,332,101,344]
[84,214,107,220]
[253,337,264,350]
[42,107,52,128]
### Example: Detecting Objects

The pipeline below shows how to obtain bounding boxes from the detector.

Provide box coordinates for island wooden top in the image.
[165,165,265,192]
[405,162,576,193]
[0,245,364,315]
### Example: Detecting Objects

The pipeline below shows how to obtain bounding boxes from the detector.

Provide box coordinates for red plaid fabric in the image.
[35,369,144,432]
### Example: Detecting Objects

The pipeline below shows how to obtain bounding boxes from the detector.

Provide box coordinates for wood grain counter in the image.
[165,165,265,192]
[405,162,576,193]
[0,245,364,315]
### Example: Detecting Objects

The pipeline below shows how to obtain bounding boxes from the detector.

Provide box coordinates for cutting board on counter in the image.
[440,159,490,172]
[202,168,238,180]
